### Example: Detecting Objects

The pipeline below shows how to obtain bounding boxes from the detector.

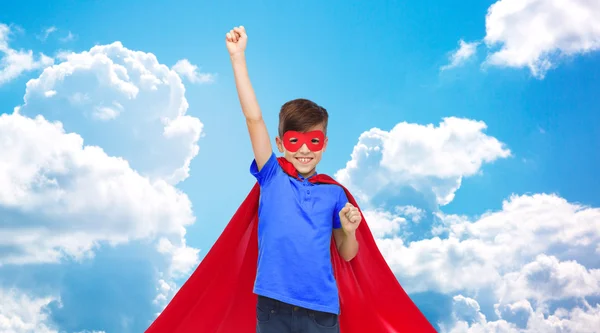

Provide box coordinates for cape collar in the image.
[277,157,325,183]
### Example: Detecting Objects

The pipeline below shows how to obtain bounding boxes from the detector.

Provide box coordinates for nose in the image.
[298,144,310,153]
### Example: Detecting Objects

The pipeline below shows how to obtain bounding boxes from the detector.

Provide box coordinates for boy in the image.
[226,26,361,333]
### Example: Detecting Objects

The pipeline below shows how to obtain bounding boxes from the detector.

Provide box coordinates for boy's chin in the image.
[292,160,316,175]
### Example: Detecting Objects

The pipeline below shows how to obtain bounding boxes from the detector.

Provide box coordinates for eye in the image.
[289,138,298,144]
[311,139,320,144]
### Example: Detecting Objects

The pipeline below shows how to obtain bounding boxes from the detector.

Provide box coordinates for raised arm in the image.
[226,26,273,171]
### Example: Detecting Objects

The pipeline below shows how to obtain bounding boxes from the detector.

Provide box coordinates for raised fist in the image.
[339,202,361,234]
[225,26,247,56]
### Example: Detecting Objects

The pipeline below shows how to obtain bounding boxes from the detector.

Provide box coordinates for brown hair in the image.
[278,98,329,137]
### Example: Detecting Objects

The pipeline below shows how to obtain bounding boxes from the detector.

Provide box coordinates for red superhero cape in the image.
[146,157,437,333]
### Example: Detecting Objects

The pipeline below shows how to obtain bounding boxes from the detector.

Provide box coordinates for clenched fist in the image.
[225,26,247,56]
[339,202,361,234]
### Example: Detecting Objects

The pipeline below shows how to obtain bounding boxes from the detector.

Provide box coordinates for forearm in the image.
[229,51,272,168]
[338,230,359,261]
[230,53,262,122]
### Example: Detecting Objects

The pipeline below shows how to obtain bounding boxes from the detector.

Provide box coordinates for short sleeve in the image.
[250,152,279,186]
[332,187,349,229]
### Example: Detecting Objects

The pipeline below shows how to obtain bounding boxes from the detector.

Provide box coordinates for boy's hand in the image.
[339,203,361,235]
[225,26,247,56]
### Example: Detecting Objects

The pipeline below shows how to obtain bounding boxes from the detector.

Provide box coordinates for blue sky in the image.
[1,0,599,332]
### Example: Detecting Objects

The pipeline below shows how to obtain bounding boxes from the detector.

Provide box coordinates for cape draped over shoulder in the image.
[145,157,437,333]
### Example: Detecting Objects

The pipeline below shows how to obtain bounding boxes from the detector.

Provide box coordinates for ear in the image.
[275,136,285,153]
[322,136,329,152]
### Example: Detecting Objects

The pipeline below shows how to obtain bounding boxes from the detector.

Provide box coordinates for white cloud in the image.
[441,40,479,70]
[396,205,425,223]
[172,59,215,84]
[337,120,599,331]
[484,0,600,78]
[451,295,487,325]
[0,111,198,276]
[335,117,511,207]
[361,209,407,239]
[529,304,600,333]
[39,27,57,41]
[0,40,214,327]
[36,26,75,43]
[59,31,76,43]
[156,237,200,279]
[92,105,121,120]
[360,205,426,241]
[0,24,54,85]
[442,297,600,333]
[0,287,108,333]
[19,41,203,185]
[0,288,59,333]
[498,254,600,305]
[374,193,600,295]
[364,193,600,331]
[446,0,600,77]
[431,211,471,236]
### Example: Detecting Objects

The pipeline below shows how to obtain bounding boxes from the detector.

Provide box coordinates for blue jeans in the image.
[256,295,340,333]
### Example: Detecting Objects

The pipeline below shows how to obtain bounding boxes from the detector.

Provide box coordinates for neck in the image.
[299,169,316,178]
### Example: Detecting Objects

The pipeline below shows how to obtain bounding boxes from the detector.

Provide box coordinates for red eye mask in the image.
[282,130,325,152]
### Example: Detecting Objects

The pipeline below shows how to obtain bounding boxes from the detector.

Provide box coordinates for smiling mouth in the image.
[296,157,313,164]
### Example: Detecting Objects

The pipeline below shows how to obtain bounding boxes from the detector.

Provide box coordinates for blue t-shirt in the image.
[250,152,348,314]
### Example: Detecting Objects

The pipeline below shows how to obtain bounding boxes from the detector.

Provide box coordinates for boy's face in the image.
[276,124,328,178]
